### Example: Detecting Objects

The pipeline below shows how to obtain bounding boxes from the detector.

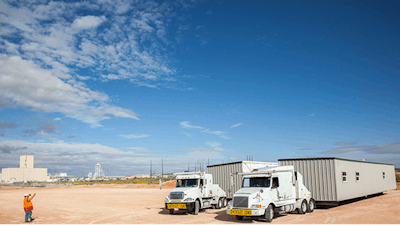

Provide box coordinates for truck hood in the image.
[170,187,196,193]
[233,188,267,198]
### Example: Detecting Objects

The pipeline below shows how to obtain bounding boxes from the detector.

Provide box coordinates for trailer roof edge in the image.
[278,157,394,166]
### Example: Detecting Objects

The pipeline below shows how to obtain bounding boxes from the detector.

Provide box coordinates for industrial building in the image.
[278,157,397,205]
[207,161,278,198]
[1,155,49,182]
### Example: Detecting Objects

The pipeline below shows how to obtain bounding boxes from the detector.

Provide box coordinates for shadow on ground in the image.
[317,192,385,209]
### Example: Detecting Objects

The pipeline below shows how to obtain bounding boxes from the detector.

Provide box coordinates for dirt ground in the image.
[1,182,399,224]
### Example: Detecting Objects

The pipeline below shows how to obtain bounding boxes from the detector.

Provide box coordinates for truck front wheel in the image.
[265,204,274,222]
[194,200,200,215]
[298,200,307,214]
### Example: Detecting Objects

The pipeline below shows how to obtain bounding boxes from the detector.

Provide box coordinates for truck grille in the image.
[170,192,184,199]
[233,196,248,208]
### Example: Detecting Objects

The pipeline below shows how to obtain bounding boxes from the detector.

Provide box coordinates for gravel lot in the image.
[1,183,399,224]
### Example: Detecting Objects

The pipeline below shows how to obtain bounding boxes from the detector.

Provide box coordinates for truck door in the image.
[274,173,296,205]
[200,179,206,197]
[270,177,280,203]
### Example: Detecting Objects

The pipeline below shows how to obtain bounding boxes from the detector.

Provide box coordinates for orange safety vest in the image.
[24,198,33,211]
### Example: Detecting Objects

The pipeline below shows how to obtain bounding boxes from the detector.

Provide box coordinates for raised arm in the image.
[29,193,36,201]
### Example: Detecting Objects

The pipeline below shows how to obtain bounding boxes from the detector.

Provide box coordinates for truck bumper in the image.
[227,208,265,216]
[165,202,195,211]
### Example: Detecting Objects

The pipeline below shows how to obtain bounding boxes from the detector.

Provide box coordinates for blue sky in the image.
[1,0,399,176]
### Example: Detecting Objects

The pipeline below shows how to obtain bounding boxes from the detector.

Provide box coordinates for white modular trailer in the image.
[278,157,396,205]
[207,161,278,198]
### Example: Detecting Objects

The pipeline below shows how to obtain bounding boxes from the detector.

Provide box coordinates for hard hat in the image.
[24,194,29,197]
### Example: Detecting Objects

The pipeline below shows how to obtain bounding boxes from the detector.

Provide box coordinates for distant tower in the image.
[94,163,105,177]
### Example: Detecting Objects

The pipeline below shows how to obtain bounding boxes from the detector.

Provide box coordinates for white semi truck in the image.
[227,165,315,222]
[165,172,227,215]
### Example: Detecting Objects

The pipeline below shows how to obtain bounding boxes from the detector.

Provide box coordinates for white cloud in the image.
[120,134,149,139]
[0,139,157,174]
[180,121,230,140]
[180,121,204,129]
[309,114,315,116]
[0,0,186,91]
[71,15,106,30]
[202,129,230,140]
[230,123,242,128]
[0,55,138,127]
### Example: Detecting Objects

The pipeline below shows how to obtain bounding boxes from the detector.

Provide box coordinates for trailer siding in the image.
[279,158,337,201]
[334,159,397,201]
[279,157,396,203]
[207,161,277,198]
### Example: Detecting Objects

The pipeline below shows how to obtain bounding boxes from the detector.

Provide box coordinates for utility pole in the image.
[82,167,84,177]
[150,160,152,178]
[161,159,163,179]
[107,167,109,176]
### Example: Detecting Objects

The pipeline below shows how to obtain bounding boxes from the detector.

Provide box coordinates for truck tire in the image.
[265,204,274,222]
[223,198,227,208]
[217,198,222,209]
[236,216,244,220]
[194,200,200,215]
[297,200,307,214]
[307,199,315,213]
[169,209,174,214]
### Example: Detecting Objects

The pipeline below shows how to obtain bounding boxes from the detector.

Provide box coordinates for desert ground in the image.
[1,182,399,224]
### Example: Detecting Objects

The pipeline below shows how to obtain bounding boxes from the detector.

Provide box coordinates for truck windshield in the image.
[242,177,271,188]
[176,179,199,187]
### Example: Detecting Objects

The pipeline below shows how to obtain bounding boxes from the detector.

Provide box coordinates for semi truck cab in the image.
[227,166,315,222]
[165,172,227,215]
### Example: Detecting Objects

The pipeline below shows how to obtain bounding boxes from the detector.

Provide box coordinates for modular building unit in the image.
[278,157,396,205]
[207,161,278,199]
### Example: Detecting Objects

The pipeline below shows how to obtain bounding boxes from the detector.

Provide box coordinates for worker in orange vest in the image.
[24,193,36,223]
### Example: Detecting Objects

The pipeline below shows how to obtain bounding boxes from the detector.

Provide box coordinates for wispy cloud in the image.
[323,143,400,154]
[309,114,315,117]
[120,134,149,139]
[298,148,311,150]
[333,141,356,146]
[0,0,197,127]
[230,123,242,128]
[180,121,204,129]
[183,132,192,137]
[0,121,20,129]
[180,121,230,139]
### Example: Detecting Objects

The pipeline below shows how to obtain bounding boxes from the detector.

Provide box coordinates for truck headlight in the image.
[183,198,194,202]
[165,197,171,203]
